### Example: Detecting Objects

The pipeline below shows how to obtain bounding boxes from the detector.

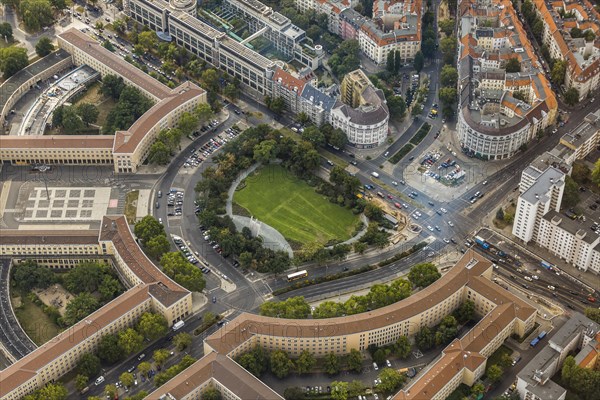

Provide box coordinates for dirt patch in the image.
[33,284,73,316]
[439,0,450,21]
[124,190,140,224]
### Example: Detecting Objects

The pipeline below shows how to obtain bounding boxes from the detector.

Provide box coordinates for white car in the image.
[448,221,454,227]
[440,208,447,213]
[427,226,434,231]
[392,181,398,186]
[443,238,450,243]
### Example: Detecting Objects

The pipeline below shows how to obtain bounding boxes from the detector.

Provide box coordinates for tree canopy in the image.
[35,36,54,57]
[0,46,29,79]
[407,263,441,288]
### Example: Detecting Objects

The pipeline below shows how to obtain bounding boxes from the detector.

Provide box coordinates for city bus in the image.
[287,270,308,281]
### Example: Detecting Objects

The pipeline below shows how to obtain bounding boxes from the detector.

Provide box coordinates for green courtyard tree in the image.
[11,260,55,291]
[118,328,144,354]
[202,388,222,400]
[270,350,294,378]
[295,349,316,374]
[435,315,458,345]
[35,36,54,57]
[0,46,29,79]
[408,263,441,288]
[173,332,192,351]
[454,300,475,323]
[77,353,101,377]
[64,292,99,325]
[415,326,434,350]
[76,103,99,126]
[137,312,168,340]
[101,74,125,99]
[505,58,521,73]
[324,352,340,375]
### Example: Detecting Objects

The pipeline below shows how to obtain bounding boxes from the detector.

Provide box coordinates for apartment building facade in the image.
[456,0,557,160]
[533,0,600,101]
[147,252,535,400]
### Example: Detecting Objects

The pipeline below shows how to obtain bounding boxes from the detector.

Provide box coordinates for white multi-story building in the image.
[512,167,565,243]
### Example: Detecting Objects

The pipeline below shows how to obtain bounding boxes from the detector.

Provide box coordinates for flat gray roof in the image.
[521,167,565,205]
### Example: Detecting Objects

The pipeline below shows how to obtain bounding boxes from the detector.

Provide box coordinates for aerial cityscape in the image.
[0,0,598,399]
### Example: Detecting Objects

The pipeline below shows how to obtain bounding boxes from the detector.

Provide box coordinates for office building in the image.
[456,0,558,160]
[0,216,192,400]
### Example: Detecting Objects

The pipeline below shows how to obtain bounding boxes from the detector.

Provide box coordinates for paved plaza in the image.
[21,187,111,222]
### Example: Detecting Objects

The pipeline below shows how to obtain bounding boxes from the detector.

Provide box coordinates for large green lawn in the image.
[234,165,360,244]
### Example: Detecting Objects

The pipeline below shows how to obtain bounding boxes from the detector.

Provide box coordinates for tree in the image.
[439,19,455,36]
[64,292,99,325]
[330,381,349,400]
[76,103,99,126]
[532,18,544,38]
[269,96,286,115]
[138,31,158,51]
[347,348,363,373]
[454,300,475,323]
[196,103,215,124]
[378,368,405,393]
[440,36,457,65]
[435,315,458,345]
[11,260,55,292]
[570,27,583,38]
[77,353,101,377]
[591,159,600,187]
[145,234,170,259]
[270,350,294,378]
[63,262,106,294]
[571,162,591,185]
[505,57,521,73]
[0,22,13,41]
[101,74,125,99]
[487,364,504,383]
[137,361,151,377]
[564,87,580,106]
[584,29,596,42]
[104,384,118,399]
[440,65,458,87]
[283,387,304,400]
[223,83,238,102]
[148,141,171,165]
[295,349,316,374]
[160,252,206,292]
[302,125,325,146]
[97,333,122,364]
[119,372,135,388]
[471,382,485,397]
[324,352,340,375]
[415,326,434,350]
[562,175,580,208]
[394,336,411,359]
[173,332,192,351]
[118,328,144,354]
[202,388,222,400]
[134,215,165,243]
[439,87,457,106]
[408,263,441,288]
[386,51,396,73]
[75,374,89,392]
[583,308,600,328]
[178,111,199,136]
[551,60,567,85]
[422,38,436,59]
[61,106,84,132]
[413,51,424,73]
[137,312,168,340]
[373,348,387,365]
[253,139,277,163]
[35,36,54,57]
[153,349,170,367]
[35,383,68,400]
[0,46,29,79]
[20,0,54,31]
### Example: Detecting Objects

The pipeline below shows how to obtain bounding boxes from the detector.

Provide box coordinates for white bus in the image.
[172,321,185,331]
[287,270,308,282]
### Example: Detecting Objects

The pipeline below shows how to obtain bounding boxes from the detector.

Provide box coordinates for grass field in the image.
[234,165,360,244]
[12,294,61,345]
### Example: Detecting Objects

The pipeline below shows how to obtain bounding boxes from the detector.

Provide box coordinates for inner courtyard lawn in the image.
[234,165,360,244]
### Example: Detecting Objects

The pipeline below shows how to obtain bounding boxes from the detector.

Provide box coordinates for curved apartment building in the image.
[456,0,557,160]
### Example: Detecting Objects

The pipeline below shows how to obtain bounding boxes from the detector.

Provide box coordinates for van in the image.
[373,362,379,371]
[95,376,105,386]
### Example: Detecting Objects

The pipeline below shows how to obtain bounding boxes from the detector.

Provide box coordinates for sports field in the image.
[234,165,360,244]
